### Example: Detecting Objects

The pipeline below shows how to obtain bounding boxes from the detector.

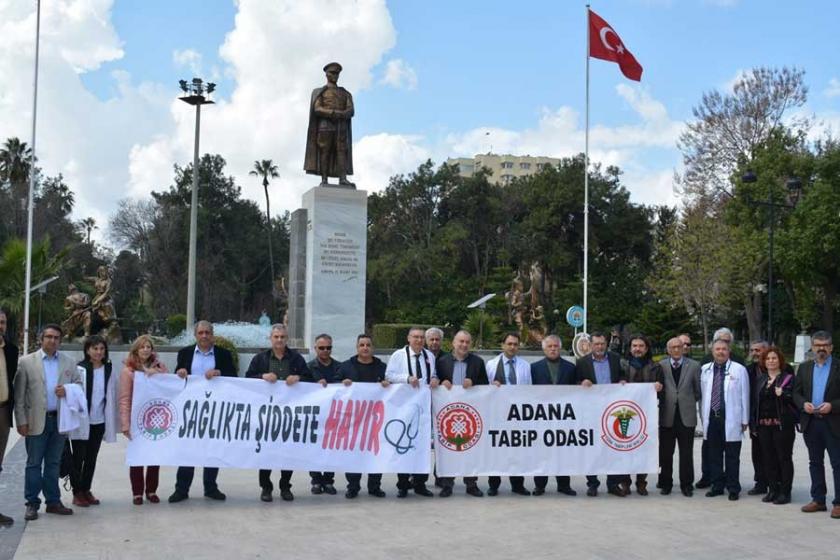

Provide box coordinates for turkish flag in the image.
[588,9,643,81]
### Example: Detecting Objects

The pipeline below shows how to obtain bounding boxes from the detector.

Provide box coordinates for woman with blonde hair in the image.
[118,335,167,505]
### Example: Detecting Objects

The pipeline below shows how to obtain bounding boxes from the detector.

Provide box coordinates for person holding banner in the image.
[385,326,438,498]
[307,333,342,496]
[436,329,487,497]
[658,337,701,497]
[245,323,311,502]
[485,332,532,496]
[700,338,750,501]
[531,334,577,496]
[118,334,168,506]
[340,334,389,499]
[169,321,237,503]
[0,310,19,526]
[575,331,627,497]
[619,334,663,496]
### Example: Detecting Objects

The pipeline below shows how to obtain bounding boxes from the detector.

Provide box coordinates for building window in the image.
[520,162,531,169]
[536,163,544,170]
[501,174,515,184]
[501,161,514,169]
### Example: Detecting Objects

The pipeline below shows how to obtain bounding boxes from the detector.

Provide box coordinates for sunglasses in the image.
[317,346,333,351]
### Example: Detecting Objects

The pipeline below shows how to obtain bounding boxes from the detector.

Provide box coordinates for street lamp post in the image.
[741,170,802,344]
[178,78,215,331]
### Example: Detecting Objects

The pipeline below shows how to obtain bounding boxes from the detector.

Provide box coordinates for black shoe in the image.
[773,493,790,505]
[345,489,359,499]
[204,489,226,501]
[280,489,294,502]
[762,491,778,503]
[681,488,694,497]
[487,487,499,496]
[0,512,12,526]
[728,492,739,501]
[532,487,546,496]
[414,486,434,497]
[511,487,531,496]
[607,486,628,497]
[368,488,386,498]
[660,487,672,495]
[747,485,768,496]
[311,484,324,495]
[323,484,337,495]
[695,479,711,489]
[168,492,189,503]
[439,486,453,498]
[397,488,408,498]
[24,505,38,521]
[557,487,577,496]
[260,488,273,502]
[586,487,598,497]
[466,486,484,497]
[705,489,724,497]
[434,478,444,488]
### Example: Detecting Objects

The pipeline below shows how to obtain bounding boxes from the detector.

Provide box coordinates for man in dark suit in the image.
[436,329,487,497]
[576,331,627,496]
[307,333,342,496]
[531,334,577,496]
[793,331,840,519]
[169,321,237,503]
[0,310,19,526]
[658,337,701,497]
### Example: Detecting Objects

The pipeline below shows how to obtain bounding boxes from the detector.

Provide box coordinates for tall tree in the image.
[249,159,280,302]
[80,217,97,245]
[0,137,35,238]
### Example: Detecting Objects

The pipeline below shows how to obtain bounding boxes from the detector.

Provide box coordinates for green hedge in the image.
[371,323,439,349]
[166,314,187,338]
[214,335,240,372]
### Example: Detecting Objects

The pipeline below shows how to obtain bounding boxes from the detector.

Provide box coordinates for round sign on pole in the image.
[566,305,585,328]
[572,332,591,359]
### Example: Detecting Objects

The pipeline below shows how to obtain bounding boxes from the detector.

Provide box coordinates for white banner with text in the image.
[432,384,659,476]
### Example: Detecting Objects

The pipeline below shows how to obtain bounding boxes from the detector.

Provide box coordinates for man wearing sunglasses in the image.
[307,333,342,496]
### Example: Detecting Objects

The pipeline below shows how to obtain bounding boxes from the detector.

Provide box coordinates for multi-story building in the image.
[447,153,561,185]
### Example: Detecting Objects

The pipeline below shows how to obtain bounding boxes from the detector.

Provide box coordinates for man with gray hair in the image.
[425,327,444,360]
[169,320,237,503]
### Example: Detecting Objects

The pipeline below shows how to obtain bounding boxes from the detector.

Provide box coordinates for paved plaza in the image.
[0,430,836,560]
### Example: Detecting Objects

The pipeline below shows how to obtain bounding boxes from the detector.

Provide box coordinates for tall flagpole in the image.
[583,4,590,335]
[23,0,42,352]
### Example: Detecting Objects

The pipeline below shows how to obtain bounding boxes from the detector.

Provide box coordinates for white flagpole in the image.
[583,4,590,335]
[23,0,42,352]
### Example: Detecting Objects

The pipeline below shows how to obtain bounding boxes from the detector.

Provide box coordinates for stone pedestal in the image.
[287,208,308,348]
[301,186,367,359]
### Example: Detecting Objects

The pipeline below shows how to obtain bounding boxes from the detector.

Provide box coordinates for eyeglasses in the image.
[317,346,333,351]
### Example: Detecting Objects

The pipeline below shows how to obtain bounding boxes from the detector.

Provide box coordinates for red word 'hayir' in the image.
[322,399,385,455]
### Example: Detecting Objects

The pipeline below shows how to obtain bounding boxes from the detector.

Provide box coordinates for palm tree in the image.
[80,217,97,245]
[0,137,35,237]
[249,159,280,301]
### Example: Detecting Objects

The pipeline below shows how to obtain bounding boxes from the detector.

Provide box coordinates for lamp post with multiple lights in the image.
[178,78,215,331]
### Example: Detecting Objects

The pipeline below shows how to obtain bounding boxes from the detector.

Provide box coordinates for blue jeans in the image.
[803,417,840,506]
[25,414,66,506]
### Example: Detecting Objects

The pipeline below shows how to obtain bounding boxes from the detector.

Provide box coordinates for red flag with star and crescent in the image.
[588,9,643,81]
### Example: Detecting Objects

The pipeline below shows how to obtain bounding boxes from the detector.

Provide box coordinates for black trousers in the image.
[70,423,105,493]
[439,476,479,489]
[700,438,709,481]
[803,417,840,505]
[658,411,696,491]
[309,471,335,486]
[346,473,382,492]
[757,424,795,494]
[488,476,526,491]
[534,476,572,491]
[397,473,428,490]
[176,466,220,495]
[260,469,293,491]
[706,414,742,493]
[750,430,767,489]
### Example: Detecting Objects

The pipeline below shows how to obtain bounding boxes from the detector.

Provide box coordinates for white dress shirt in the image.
[385,346,437,384]
[42,350,60,412]
[485,354,532,385]
[191,345,217,376]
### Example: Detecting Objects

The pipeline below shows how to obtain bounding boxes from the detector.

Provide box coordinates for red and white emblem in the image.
[600,400,648,452]
[436,402,483,452]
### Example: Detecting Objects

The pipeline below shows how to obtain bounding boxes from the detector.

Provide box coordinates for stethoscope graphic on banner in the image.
[384,404,421,455]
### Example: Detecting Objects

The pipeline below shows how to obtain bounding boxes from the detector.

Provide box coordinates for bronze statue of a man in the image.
[304,62,355,187]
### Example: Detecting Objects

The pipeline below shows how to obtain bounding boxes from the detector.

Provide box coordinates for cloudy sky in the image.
[1,0,838,244]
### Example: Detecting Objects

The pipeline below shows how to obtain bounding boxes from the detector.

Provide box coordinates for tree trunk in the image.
[264,182,276,304]
[743,290,763,342]
[822,279,836,333]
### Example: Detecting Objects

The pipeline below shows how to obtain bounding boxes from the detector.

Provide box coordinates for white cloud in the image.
[825,78,840,98]
[379,59,418,90]
[354,133,430,191]
[172,48,203,76]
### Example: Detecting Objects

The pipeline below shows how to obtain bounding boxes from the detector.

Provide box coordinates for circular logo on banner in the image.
[137,399,178,441]
[436,402,483,452]
[600,400,648,452]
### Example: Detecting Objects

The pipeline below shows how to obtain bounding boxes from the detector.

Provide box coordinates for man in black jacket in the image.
[245,323,311,502]
[0,310,18,526]
[339,334,389,499]
[436,329,487,497]
[575,331,627,497]
[169,321,237,503]
[307,333,342,496]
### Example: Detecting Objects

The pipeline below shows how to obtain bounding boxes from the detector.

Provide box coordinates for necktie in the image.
[508,359,517,385]
[415,354,423,382]
[710,364,723,413]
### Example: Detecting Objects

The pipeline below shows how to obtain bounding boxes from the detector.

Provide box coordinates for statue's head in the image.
[97,265,108,278]
[68,283,78,293]
[323,62,342,84]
